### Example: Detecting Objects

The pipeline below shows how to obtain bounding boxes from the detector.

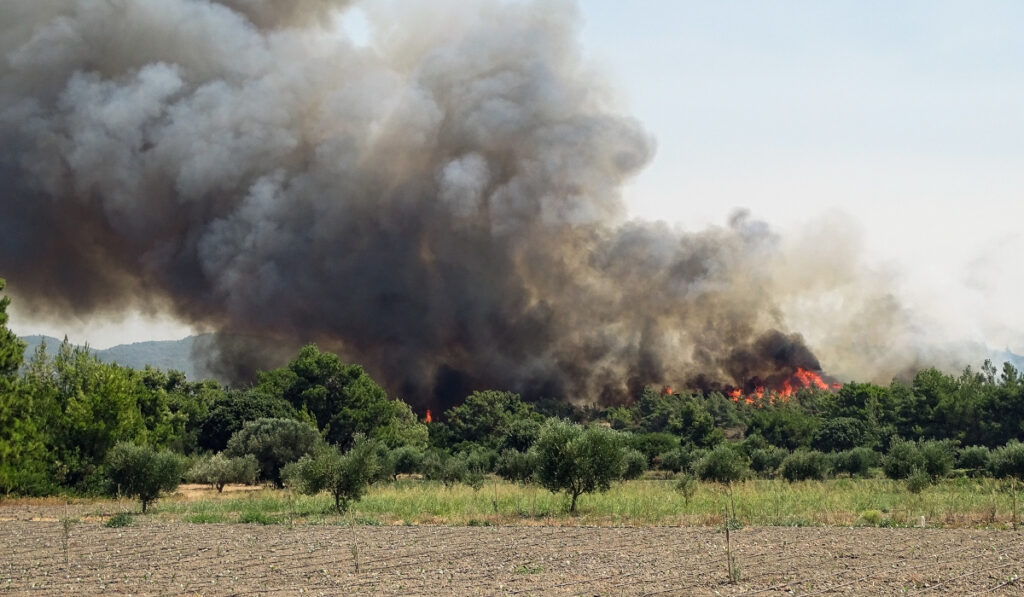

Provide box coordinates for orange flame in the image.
[729,368,839,404]
[661,385,673,395]
[425,409,432,424]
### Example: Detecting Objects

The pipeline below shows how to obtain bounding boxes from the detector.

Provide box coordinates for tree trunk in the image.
[570,491,579,514]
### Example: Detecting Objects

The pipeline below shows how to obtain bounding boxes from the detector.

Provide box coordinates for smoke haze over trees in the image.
[0,0,958,409]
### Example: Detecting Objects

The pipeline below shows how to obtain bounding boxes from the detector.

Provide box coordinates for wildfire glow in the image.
[425,409,432,424]
[729,367,838,405]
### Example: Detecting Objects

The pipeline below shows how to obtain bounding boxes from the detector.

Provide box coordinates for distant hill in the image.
[20,334,209,380]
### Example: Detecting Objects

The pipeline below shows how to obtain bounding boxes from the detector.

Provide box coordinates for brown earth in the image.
[1,506,1022,595]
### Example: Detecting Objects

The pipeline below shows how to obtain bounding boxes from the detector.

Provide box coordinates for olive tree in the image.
[285,437,380,513]
[106,442,184,513]
[224,418,321,487]
[187,453,259,492]
[534,419,626,513]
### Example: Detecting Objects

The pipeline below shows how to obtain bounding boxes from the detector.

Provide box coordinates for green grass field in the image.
[145,474,1021,529]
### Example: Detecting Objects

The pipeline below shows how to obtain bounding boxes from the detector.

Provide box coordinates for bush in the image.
[106,442,184,513]
[656,447,706,474]
[675,473,698,504]
[534,419,626,513]
[957,446,991,476]
[749,446,788,477]
[882,438,924,480]
[224,418,322,487]
[779,450,830,482]
[831,447,878,478]
[285,437,380,513]
[389,445,424,479]
[990,441,1024,479]
[187,453,259,492]
[105,512,133,528]
[906,469,932,493]
[919,440,955,480]
[495,449,537,484]
[694,444,747,484]
[621,448,648,481]
[812,417,869,453]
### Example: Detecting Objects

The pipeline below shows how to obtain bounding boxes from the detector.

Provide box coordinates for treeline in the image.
[2,277,1024,504]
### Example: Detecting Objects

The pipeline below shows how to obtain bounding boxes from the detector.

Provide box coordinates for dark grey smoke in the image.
[0,0,917,408]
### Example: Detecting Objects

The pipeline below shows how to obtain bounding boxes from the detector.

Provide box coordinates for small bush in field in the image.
[389,445,424,479]
[989,441,1024,480]
[187,453,259,492]
[749,446,788,477]
[694,444,747,485]
[105,512,133,528]
[831,447,877,478]
[906,469,932,493]
[106,442,184,514]
[882,438,924,480]
[919,440,955,480]
[495,449,537,484]
[621,448,648,481]
[780,450,830,482]
[957,446,991,477]
[675,473,698,504]
[286,437,380,513]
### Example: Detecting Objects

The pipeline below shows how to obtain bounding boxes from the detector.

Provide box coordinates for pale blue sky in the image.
[578,1,1024,352]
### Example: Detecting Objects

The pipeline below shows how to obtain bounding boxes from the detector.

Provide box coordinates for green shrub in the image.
[812,417,869,453]
[105,442,184,513]
[105,512,133,528]
[285,437,381,513]
[224,418,322,487]
[990,441,1024,479]
[957,446,991,476]
[674,473,698,504]
[495,449,537,484]
[694,444,747,484]
[919,440,955,480]
[749,446,788,477]
[779,450,830,482]
[187,453,259,492]
[882,438,924,480]
[831,447,877,478]
[238,510,280,524]
[389,445,424,479]
[621,448,648,481]
[858,509,883,526]
[906,469,932,493]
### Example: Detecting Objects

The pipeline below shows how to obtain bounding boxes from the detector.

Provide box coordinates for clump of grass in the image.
[238,510,281,525]
[858,509,883,526]
[105,512,133,528]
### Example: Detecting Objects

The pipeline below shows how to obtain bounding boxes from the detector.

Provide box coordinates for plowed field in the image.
[2,514,1022,595]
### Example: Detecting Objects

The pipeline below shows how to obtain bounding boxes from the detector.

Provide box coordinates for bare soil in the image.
[1,506,1021,595]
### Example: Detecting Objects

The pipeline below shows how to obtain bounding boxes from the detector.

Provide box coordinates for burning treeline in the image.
[1,0,918,410]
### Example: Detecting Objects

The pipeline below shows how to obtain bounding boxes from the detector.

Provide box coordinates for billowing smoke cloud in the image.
[0,0,924,408]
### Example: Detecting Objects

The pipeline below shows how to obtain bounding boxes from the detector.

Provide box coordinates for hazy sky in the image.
[10,0,1024,355]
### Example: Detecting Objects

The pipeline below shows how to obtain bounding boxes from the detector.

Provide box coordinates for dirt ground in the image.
[1,507,1022,596]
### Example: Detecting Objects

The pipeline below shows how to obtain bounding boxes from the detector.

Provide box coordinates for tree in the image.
[257,345,426,448]
[198,389,299,452]
[0,280,51,495]
[224,418,322,487]
[186,453,259,492]
[694,444,748,485]
[882,438,925,480]
[812,417,869,453]
[286,437,381,513]
[534,419,626,513]
[389,445,424,479]
[444,390,544,450]
[106,442,184,513]
[779,450,830,482]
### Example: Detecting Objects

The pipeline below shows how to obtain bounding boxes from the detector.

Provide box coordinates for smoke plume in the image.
[0,0,923,408]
